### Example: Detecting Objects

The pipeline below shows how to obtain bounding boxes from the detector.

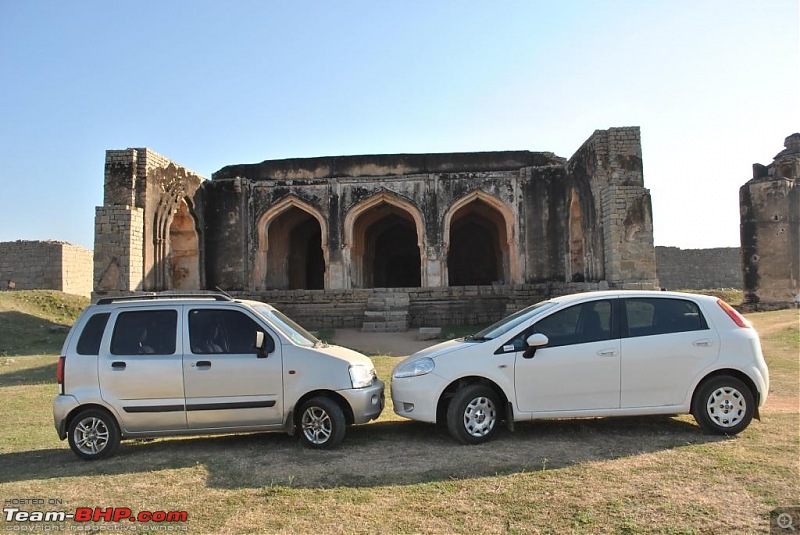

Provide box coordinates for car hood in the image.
[396,338,471,366]
[313,344,376,368]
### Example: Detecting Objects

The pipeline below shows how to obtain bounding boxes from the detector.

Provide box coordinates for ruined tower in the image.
[740,134,800,307]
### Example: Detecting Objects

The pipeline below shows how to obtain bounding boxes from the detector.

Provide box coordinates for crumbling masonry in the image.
[740,134,800,307]
[93,127,659,329]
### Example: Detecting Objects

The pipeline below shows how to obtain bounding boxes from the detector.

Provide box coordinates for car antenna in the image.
[215,286,234,299]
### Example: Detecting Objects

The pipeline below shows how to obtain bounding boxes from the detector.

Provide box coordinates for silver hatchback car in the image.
[54,294,385,459]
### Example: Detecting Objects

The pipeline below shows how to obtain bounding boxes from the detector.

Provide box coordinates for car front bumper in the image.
[340,379,386,424]
[390,372,446,424]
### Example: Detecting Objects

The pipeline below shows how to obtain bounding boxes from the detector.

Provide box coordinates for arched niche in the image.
[344,191,425,288]
[443,191,519,285]
[253,196,329,290]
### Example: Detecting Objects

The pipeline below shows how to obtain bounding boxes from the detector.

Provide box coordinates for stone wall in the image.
[655,246,742,290]
[233,282,606,330]
[0,240,93,296]
[61,243,94,296]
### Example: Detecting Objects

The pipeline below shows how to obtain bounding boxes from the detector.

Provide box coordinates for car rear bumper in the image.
[53,394,80,440]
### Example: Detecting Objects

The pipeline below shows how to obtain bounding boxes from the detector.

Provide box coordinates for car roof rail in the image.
[96,293,233,305]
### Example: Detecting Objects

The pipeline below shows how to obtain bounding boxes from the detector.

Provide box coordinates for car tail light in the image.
[717,299,751,328]
[57,356,65,394]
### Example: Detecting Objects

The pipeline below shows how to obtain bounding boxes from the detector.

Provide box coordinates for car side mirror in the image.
[523,333,549,359]
[255,331,274,358]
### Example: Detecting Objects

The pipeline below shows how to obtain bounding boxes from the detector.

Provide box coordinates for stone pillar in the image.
[93,205,144,294]
[601,186,658,287]
[569,127,658,288]
[93,149,145,297]
[423,246,446,287]
[740,134,800,306]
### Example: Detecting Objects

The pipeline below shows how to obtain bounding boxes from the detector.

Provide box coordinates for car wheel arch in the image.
[65,403,123,439]
[691,369,761,420]
[292,390,354,427]
[436,376,510,426]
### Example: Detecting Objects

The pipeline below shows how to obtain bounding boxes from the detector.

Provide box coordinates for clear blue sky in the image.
[1,1,797,250]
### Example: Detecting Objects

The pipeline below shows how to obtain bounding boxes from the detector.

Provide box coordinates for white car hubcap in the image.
[706,386,746,428]
[463,396,496,437]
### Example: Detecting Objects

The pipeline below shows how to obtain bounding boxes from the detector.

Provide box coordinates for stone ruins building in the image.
[740,133,800,307]
[0,240,93,297]
[93,126,658,329]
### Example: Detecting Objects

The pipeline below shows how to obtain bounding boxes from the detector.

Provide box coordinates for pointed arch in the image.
[253,195,329,290]
[153,190,202,291]
[343,190,426,288]
[443,190,520,285]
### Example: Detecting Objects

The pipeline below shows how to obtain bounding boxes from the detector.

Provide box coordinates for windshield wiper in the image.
[464,334,489,342]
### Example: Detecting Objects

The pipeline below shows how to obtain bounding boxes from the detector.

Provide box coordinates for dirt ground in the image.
[326,328,437,357]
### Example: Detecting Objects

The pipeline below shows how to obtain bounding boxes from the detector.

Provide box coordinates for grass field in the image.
[0,291,797,534]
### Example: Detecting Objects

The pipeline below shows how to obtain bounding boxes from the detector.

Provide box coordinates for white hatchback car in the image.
[391,291,769,444]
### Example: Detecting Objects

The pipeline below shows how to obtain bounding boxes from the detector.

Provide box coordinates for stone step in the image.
[362,291,410,332]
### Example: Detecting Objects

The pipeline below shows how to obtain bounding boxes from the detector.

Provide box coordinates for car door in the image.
[620,297,720,408]
[98,307,187,432]
[183,306,284,429]
[512,299,621,413]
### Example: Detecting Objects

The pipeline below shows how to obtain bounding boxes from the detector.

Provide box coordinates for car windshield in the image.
[468,301,557,341]
[252,305,319,348]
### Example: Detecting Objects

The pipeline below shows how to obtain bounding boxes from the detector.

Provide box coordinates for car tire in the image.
[67,408,121,460]
[297,397,346,449]
[446,384,501,445]
[692,376,755,435]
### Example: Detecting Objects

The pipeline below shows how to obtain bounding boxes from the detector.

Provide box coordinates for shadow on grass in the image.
[0,310,69,356]
[0,416,729,489]
[0,361,57,386]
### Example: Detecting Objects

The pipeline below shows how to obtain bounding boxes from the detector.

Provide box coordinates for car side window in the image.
[533,300,612,347]
[76,313,110,355]
[189,309,269,355]
[624,298,708,337]
[110,310,177,355]
[503,300,613,351]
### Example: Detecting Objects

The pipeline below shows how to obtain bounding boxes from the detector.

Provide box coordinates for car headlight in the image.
[392,357,435,379]
[349,365,375,389]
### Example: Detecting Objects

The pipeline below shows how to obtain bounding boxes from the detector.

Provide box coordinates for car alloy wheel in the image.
[301,406,333,445]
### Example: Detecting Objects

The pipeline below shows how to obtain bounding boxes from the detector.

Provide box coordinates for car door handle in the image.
[693,339,712,347]
[194,361,212,368]
[111,361,126,370]
[597,349,617,357]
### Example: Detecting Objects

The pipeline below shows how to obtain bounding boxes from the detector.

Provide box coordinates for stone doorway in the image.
[265,206,325,290]
[447,197,508,286]
[349,200,422,288]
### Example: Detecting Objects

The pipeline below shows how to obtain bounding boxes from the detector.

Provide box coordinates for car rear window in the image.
[624,298,708,337]
[76,313,110,355]
[110,310,178,355]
